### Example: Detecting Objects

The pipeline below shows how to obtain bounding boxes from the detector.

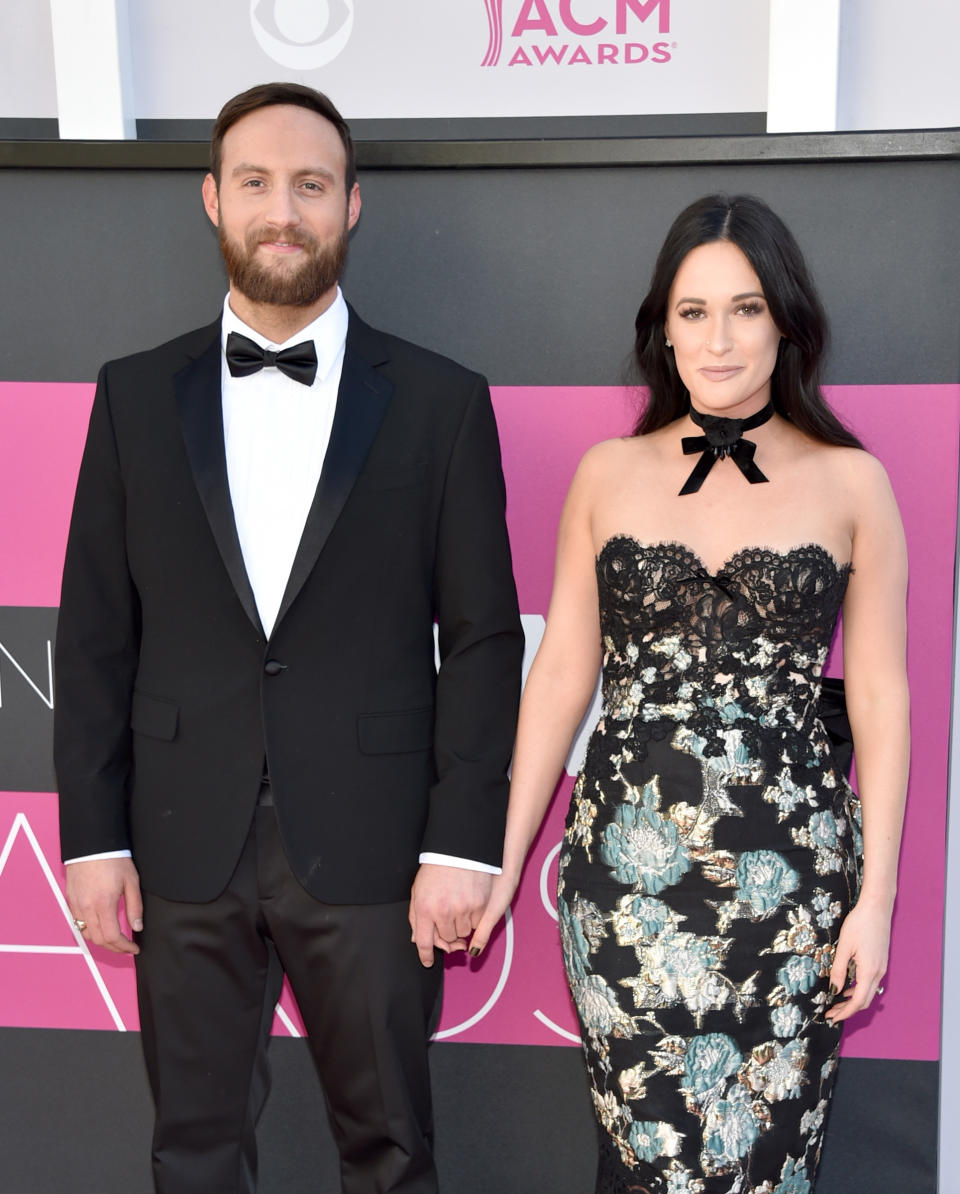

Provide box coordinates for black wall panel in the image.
[1,158,958,386]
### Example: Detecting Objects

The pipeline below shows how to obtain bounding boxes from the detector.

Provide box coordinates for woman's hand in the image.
[825,895,893,1023]
[468,868,522,957]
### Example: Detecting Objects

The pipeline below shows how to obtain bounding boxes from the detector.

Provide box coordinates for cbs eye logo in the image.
[250,0,354,69]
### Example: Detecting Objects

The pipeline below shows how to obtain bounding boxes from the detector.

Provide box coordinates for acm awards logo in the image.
[250,0,355,69]
[483,0,673,67]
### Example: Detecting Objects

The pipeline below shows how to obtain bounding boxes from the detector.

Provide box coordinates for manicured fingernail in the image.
[469,946,481,957]
[828,983,838,997]
[133,919,143,932]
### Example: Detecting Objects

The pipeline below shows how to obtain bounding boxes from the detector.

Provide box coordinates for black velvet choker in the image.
[678,400,774,496]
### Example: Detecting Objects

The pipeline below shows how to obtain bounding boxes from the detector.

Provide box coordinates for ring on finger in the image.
[73,918,87,931]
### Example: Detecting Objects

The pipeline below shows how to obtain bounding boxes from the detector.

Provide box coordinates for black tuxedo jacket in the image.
[55,309,523,904]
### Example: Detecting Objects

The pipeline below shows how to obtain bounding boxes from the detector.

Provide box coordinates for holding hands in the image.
[408,863,494,967]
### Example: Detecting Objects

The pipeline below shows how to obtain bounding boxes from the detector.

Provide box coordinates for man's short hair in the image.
[210,82,356,193]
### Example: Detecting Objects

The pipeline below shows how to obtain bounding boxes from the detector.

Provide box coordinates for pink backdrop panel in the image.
[0,791,139,1032]
[0,382,955,1065]
[0,383,94,607]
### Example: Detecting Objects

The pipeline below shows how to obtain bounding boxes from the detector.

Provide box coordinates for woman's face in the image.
[664,240,782,419]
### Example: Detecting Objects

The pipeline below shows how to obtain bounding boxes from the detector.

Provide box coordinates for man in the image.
[55,83,522,1194]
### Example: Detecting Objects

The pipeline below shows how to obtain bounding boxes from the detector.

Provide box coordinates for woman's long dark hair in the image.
[633,194,862,448]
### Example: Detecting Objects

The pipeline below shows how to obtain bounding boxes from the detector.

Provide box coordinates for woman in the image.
[470,195,908,1193]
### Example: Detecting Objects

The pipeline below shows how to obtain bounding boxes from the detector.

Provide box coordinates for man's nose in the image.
[263,186,300,228]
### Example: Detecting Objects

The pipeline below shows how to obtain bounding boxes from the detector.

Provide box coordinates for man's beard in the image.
[219,219,349,308]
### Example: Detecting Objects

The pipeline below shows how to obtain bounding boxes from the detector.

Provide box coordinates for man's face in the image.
[202,104,361,309]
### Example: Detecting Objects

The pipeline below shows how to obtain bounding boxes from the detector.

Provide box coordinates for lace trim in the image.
[590,536,852,773]
[596,535,851,581]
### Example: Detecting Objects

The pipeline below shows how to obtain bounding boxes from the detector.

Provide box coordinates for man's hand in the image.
[66,857,143,955]
[467,868,520,958]
[408,864,493,967]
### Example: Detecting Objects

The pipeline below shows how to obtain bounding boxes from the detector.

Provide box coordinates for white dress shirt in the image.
[67,291,497,875]
[222,293,346,638]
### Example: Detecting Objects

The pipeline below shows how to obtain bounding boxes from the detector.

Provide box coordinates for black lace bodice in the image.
[594,536,852,766]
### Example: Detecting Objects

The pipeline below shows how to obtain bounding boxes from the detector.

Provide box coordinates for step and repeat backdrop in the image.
[0,381,954,1068]
[0,153,956,1193]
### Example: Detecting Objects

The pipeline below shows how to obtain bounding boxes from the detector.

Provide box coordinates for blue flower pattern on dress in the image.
[559,539,861,1193]
[703,1085,760,1169]
[600,779,694,893]
[773,1156,813,1194]
[735,850,801,916]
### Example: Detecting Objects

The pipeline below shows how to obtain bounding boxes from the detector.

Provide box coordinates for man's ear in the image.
[347,182,362,232]
[201,173,220,227]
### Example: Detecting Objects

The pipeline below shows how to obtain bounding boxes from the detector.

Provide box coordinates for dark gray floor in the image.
[0,1028,937,1193]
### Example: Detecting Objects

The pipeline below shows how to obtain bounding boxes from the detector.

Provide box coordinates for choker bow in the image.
[679,400,773,495]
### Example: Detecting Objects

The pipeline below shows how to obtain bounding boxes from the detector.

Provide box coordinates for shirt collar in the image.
[220,288,349,385]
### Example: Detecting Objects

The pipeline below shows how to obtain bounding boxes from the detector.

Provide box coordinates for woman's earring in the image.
[665,337,672,347]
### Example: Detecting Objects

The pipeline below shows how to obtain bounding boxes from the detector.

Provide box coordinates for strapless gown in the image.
[559,538,861,1194]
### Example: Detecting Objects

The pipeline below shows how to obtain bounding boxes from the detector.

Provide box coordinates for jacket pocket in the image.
[131,690,179,741]
[357,706,434,755]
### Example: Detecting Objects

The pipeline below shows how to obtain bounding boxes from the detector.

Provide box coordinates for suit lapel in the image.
[173,322,264,636]
[273,312,393,630]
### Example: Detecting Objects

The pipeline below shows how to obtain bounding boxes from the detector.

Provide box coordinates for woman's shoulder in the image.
[568,435,649,493]
[578,433,656,470]
[801,439,891,491]
[793,441,898,541]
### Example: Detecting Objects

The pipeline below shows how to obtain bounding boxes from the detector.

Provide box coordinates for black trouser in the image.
[134,801,442,1194]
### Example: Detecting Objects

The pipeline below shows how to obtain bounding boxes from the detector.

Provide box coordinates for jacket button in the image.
[264,659,287,676]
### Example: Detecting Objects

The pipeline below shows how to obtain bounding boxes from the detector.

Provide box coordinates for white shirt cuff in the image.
[64,848,498,874]
[64,850,133,864]
[418,852,501,875]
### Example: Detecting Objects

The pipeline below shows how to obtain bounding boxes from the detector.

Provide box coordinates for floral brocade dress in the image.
[558,537,862,1194]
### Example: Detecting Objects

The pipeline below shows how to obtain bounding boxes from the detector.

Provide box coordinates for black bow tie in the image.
[678,400,773,495]
[225,331,318,386]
